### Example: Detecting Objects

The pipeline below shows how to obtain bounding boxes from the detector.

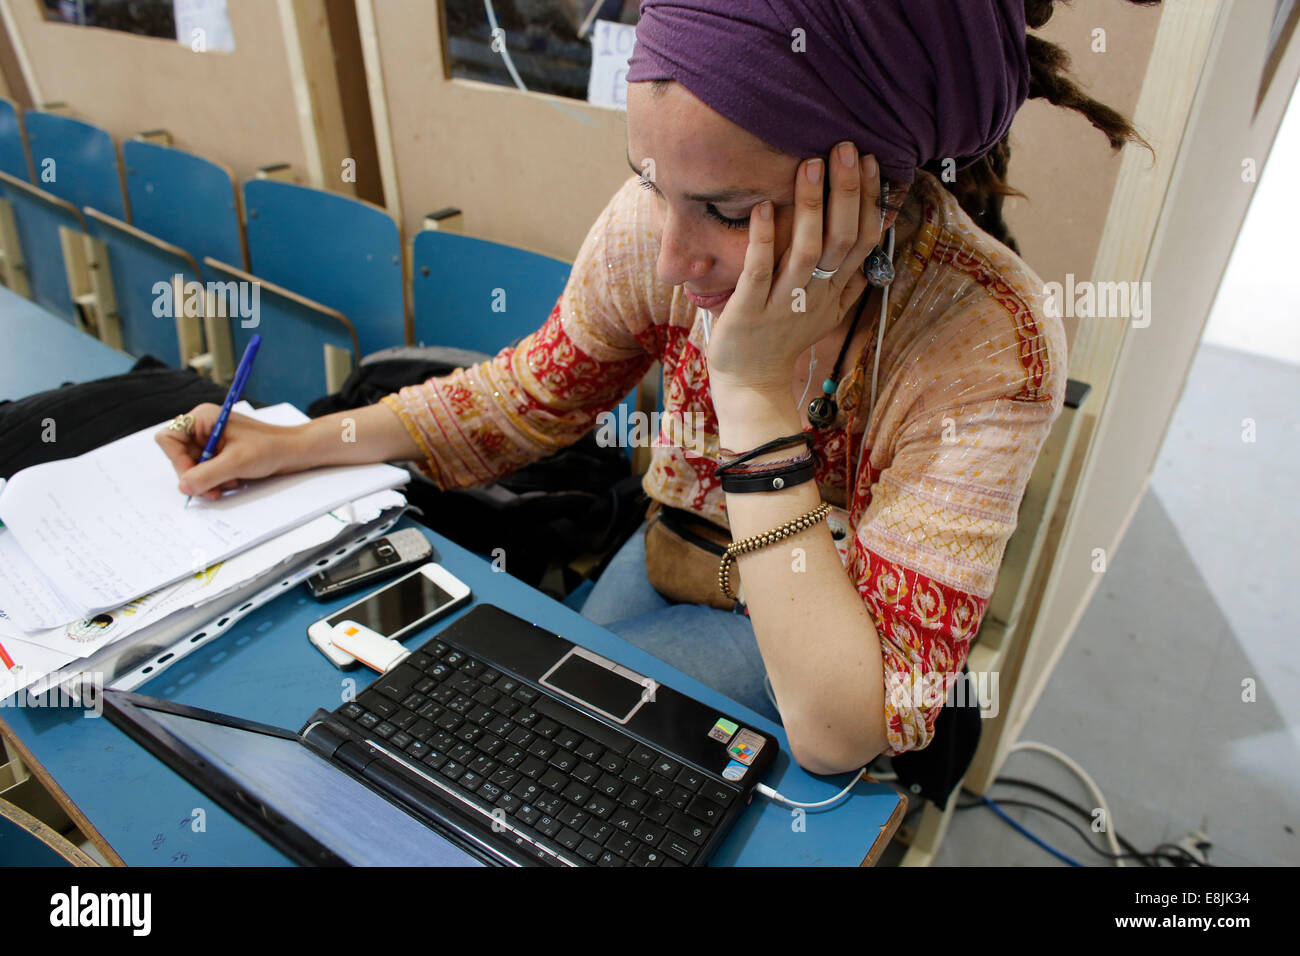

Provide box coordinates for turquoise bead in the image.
[822,378,837,395]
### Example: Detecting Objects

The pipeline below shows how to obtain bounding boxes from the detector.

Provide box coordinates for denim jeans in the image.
[578,520,783,726]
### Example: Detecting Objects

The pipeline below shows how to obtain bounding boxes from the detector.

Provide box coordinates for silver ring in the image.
[810,266,838,280]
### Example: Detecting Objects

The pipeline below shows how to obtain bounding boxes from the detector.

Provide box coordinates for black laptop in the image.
[103,603,780,866]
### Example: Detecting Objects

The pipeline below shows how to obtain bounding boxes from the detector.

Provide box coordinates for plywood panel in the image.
[371,2,651,261]
[3,0,309,185]
[370,1,1161,297]
[1003,1,1162,355]
[1005,0,1300,770]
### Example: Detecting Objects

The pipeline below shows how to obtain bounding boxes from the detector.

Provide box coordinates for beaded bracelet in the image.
[717,501,832,601]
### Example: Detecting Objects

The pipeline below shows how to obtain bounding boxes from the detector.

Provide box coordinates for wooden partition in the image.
[973,0,1300,789]
[0,0,371,198]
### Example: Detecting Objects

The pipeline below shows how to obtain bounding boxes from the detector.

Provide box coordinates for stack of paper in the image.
[0,403,410,697]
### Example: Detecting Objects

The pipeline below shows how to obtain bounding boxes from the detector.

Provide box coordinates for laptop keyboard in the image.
[334,638,742,866]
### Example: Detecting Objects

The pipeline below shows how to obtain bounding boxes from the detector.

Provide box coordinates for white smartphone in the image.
[307,562,471,668]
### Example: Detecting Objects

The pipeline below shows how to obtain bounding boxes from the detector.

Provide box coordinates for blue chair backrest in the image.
[0,171,86,323]
[414,230,651,461]
[0,100,30,181]
[85,209,202,367]
[23,113,127,222]
[204,256,359,411]
[411,230,572,355]
[123,141,243,272]
[242,179,403,357]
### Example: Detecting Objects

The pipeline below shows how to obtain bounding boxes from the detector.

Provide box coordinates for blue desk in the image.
[0,300,906,867]
[0,519,904,866]
[0,284,134,400]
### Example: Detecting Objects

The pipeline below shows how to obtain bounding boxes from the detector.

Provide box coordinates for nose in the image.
[652,205,713,289]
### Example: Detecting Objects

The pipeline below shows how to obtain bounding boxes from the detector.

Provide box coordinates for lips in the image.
[685,287,734,308]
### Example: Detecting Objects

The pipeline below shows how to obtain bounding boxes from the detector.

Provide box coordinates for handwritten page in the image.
[4,489,407,662]
[0,404,408,631]
[0,530,82,629]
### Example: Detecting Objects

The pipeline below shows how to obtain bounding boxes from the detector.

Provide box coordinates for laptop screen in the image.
[143,706,486,867]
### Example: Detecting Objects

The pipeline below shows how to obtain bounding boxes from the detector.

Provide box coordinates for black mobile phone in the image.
[306,528,434,600]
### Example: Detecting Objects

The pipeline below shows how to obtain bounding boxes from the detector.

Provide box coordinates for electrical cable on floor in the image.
[976,794,1084,866]
[877,744,1208,865]
[955,795,1212,866]
[976,777,1216,867]
[987,780,1164,868]
[1154,842,1214,867]
[985,777,1155,865]
[1007,740,1125,866]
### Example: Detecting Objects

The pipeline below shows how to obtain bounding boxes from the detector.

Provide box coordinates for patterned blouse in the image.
[382,169,1067,756]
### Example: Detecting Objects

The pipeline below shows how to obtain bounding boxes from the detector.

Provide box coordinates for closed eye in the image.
[637,177,750,231]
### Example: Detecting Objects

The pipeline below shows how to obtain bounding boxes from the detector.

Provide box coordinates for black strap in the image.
[718,459,817,494]
[655,506,728,556]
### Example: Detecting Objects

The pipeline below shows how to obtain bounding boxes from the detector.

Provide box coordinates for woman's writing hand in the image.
[705,144,885,396]
[154,403,304,501]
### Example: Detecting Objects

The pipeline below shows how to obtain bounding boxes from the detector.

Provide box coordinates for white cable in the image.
[865,222,895,430]
[855,187,895,484]
[576,0,604,39]
[756,769,866,810]
[796,344,817,412]
[1008,740,1124,867]
[483,0,529,93]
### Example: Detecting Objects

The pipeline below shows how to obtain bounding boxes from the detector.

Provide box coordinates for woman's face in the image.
[626,80,803,311]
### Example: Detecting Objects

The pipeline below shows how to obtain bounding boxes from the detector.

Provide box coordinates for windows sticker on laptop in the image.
[726,728,767,766]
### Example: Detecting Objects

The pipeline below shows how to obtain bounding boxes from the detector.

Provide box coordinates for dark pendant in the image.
[864,245,895,286]
[808,396,838,428]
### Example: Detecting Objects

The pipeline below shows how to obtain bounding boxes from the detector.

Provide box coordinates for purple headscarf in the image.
[625,0,1030,184]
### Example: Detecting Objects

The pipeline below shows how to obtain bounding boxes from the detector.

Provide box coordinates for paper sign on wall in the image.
[174,0,236,53]
[587,19,637,110]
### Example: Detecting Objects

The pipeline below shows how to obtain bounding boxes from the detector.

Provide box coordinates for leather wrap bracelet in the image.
[717,501,832,601]
[718,458,816,493]
[714,432,817,495]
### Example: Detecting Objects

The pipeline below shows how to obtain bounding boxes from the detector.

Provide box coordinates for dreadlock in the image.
[919,0,1162,254]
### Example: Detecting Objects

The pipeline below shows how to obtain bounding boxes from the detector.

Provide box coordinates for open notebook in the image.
[0,403,409,633]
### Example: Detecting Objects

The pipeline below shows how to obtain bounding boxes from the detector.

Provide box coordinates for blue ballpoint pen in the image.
[185,334,262,508]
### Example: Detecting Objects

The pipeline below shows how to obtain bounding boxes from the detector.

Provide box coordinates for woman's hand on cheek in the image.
[705,144,884,399]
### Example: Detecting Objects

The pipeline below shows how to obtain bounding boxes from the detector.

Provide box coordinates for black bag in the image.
[0,355,238,479]
[308,349,648,591]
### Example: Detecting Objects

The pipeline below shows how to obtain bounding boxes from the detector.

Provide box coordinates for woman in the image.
[157,0,1157,776]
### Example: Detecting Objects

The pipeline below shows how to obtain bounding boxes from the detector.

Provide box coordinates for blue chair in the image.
[23,112,127,222]
[123,140,244,272]
[204,256,360,411]
[84,207,204,367]
[0,170,89,323]
[242,179,403,356]
[0,99,32,182]
[411,229,572,354]
[412,229,648,462]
